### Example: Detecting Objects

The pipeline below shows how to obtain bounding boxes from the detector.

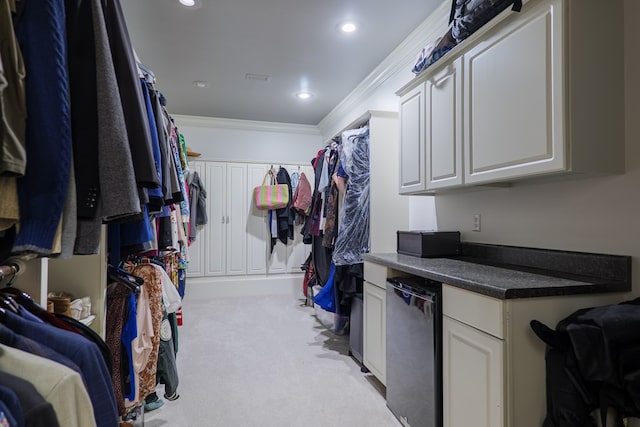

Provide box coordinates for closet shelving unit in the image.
[9,227,108,338]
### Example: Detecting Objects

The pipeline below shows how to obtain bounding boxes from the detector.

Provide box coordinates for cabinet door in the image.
[225,163,247,276]
[246,164,268,275]
[443,315,504,427]
[363,281,386,385]
[426,58,463,189]
[186,161,206,277]
[205,162,226,276]
[463,0,564,184]
[267,223,287,274]
[399,83,426,193]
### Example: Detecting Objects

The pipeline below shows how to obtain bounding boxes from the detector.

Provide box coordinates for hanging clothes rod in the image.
[0,263,20,283]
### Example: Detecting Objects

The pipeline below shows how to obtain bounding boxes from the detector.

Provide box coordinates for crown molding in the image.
[317,1,450,137]
[172,114,321,136]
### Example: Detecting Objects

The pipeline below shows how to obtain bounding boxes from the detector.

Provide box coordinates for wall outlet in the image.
[472,214,481,231]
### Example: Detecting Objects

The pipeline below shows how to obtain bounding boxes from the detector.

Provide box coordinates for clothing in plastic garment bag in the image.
[332,126,370,266]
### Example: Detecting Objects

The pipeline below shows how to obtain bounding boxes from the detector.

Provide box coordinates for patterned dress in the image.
[126,264,163,401]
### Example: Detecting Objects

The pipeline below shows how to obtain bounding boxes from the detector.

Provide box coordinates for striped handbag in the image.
[253,169,290,210]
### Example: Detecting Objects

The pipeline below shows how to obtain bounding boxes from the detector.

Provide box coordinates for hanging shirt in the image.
[0,371,59,427]
[0,385,22,427]
[5,311,118,427]
[0,344,94,427]
[13,0,72,255]
[151,263,181,314]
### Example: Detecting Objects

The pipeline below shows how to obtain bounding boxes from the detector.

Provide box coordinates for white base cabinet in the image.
[363,279,386,385]
[443,316,504,427]
[442,284,625,427]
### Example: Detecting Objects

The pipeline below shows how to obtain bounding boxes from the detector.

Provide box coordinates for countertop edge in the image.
[363,253,631,300]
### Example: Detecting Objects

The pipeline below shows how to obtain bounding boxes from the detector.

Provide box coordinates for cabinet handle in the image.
[221,216,225,224]
[226,216,230,224]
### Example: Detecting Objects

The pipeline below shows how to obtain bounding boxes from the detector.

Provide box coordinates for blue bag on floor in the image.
[313,263,336,312]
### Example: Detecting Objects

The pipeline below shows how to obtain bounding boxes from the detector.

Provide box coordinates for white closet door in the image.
[267,165,290,274]
[205,162,226,276]
[186,161,206,277]
[267,219,288,275]
[225,163,247,276]
[246,164,268,275]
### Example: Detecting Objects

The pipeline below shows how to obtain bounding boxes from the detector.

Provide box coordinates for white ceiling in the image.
[121,0,444,125]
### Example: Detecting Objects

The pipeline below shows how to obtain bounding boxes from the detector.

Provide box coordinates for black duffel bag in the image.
[449,0,522,43]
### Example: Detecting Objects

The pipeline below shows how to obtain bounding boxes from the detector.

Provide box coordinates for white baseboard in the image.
[185,274,304,299]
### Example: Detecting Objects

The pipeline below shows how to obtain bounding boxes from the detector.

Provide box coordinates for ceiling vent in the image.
[245,73,271,82]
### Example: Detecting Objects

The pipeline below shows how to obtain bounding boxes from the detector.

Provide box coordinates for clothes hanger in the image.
[0,286,37,312]
[107,265,142,295]
[0,294,19,314]
[0,263,19,285]
[0,262,28,313]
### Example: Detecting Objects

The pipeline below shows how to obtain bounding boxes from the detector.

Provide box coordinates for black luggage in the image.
[449,0,522,43]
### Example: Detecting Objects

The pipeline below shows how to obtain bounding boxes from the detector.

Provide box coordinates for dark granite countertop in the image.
[363,244,631,299]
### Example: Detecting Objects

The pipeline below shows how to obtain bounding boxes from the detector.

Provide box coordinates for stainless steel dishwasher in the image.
[386,277,442,427]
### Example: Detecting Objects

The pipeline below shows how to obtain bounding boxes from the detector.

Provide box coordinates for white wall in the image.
[317,1,451,139]
[317,0,638,294]
[173,115,323,164]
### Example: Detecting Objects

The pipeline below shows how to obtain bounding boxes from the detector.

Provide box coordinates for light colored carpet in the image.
[144,293,401,427]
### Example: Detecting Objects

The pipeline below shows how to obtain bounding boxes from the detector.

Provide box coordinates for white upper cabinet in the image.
[399,84,426,194]
[397,0,624,192]
[426,57,463,189]
[463,0,564,183]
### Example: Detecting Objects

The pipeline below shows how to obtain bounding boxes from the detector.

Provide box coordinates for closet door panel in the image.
[186,161,206,277]
[247,164,268,275]
[205,162,226,276]
[268,234,288,274]
[225,163,247,276]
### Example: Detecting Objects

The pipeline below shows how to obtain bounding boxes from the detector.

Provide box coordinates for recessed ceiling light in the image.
[340,21,357,33]
[193,80,210,88]
[177,0,201,8]
[296,91,313,100]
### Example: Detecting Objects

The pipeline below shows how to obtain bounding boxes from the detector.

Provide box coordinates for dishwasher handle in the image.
[387,280,436,304]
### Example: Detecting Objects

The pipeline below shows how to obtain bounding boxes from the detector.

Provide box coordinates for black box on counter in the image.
[397,231,461,258]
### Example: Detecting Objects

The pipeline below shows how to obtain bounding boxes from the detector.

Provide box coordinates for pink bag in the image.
[253,169,290,210]
[292,172,312,215]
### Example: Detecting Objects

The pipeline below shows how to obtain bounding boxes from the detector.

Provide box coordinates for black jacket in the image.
[270,167,293,252]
